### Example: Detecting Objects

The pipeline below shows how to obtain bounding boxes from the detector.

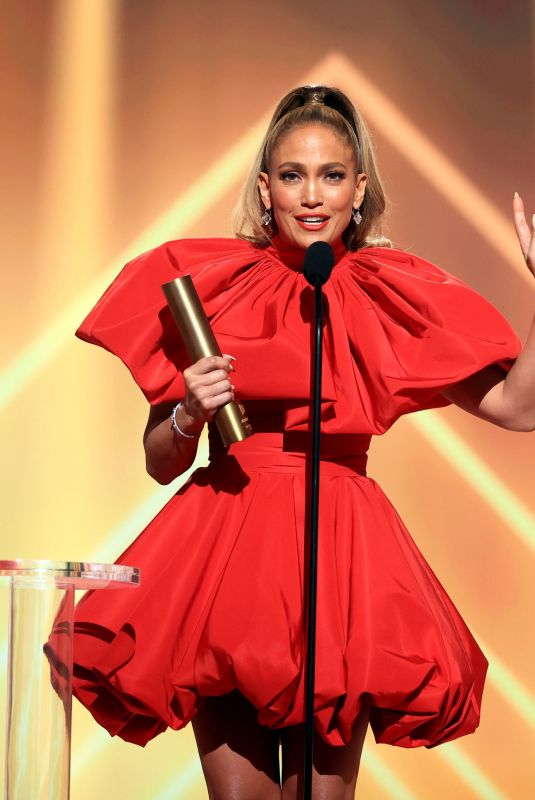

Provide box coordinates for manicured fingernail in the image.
[514,191,519,198]
[222,353,236,360]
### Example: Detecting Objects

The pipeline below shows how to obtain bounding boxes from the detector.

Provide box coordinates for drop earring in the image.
[352,207,362,225]
[261,208,272,226]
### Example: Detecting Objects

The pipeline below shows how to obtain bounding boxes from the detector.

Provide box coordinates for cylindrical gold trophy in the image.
[162,275,252,446]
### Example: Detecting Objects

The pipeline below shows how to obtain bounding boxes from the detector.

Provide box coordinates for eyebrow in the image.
[276,161,348,170]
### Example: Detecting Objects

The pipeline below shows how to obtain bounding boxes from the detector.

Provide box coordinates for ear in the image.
[354,172,367,209]
[258,172,271,210]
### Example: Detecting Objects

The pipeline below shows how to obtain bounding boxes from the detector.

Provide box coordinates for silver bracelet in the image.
[171,401,198,439]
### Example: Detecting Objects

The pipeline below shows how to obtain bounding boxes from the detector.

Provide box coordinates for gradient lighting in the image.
[1,10,532,795]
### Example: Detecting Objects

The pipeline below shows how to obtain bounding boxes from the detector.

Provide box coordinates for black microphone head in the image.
[303,241,335,286]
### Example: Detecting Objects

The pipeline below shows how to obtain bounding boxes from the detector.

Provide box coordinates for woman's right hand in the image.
[181,354,236,430]
[143,354,235,484]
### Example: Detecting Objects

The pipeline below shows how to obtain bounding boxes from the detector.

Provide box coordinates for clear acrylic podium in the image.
[0,559,140,800]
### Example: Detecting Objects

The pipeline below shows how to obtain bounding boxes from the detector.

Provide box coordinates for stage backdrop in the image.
[1,1,534,797]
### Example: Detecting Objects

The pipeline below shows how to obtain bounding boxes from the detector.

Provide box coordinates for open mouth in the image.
[295,216,330,230]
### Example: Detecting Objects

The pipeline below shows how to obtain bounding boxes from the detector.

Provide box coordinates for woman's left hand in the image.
[513,192,535,277]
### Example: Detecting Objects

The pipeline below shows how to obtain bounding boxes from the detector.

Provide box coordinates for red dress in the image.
[45,235,521,749]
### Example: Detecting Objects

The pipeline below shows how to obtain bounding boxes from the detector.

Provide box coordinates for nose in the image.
[301,178,323,207]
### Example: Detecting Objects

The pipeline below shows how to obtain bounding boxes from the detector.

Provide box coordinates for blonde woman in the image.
[46,85,534,799]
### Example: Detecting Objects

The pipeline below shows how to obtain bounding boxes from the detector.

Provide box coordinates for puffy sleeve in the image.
[76,242,192,404]
[75,237,263,405]
[333,247,524,433]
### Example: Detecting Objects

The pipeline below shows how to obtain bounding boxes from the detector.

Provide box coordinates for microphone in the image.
[301,237,334,797]
[303,241,335,286]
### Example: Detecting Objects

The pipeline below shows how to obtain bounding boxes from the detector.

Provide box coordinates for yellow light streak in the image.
[351,744,419,800]
[0,114,271,410]
[478,635,535,730]
[71,727,110,779]
[411,410,535,554]
[315,53,531,286]
[438,742,508,800]
[152,760,203,800]
[89,435,208,563]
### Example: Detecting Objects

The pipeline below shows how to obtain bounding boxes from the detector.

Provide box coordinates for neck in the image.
[267,234,348,270]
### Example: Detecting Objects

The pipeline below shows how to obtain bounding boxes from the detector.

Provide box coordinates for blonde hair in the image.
[232,85,390,250]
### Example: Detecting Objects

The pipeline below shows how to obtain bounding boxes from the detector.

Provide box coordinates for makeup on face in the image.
[259,125,366,251]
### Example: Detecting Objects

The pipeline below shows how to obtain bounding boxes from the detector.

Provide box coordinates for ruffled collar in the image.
[264,234,349,271]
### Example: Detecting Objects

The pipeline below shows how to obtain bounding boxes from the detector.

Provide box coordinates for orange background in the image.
[0,1,534,797]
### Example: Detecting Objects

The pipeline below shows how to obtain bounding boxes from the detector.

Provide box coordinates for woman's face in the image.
[258,124,366,251]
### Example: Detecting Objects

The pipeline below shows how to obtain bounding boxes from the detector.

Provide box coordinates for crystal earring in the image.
[261,208,272,226]
[352,207,362,225]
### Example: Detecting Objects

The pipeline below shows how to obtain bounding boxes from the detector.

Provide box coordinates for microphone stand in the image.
[303,276,323,800]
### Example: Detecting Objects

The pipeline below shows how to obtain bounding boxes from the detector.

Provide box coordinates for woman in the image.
[46,86,534,799]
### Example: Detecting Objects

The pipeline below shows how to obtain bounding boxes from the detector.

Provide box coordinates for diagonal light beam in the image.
[151,759,204,800]
[477,635,535,730]
[355,746,419,800]
[411,410,535,553]
[315,52,531,285]
[438,742,508,800]
[0,110,273,410]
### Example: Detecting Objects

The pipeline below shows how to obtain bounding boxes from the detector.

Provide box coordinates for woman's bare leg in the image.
[191,689,282,800]
[280,703,370,800]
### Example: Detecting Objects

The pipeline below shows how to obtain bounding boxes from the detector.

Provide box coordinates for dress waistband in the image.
[208,431,370,477]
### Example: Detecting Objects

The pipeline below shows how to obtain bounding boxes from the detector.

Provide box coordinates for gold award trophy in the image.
[162,275,252,446]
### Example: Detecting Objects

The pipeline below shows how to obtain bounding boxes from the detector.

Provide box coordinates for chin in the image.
[282,230,337,250]
[295,234,320,248]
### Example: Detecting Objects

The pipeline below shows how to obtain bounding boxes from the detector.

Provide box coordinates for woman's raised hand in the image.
[182,354,236,428]
[513,192,535,277]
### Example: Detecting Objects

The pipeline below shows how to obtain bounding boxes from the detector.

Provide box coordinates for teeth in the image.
[300,217,326,223]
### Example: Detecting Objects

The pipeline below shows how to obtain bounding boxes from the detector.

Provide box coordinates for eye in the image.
[280,171,301,182]
[325,171,345,181]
